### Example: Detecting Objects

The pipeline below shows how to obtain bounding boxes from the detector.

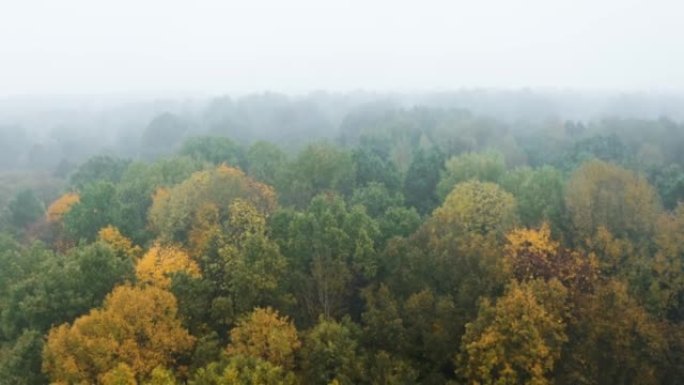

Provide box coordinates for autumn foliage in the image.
[42,285,195,384]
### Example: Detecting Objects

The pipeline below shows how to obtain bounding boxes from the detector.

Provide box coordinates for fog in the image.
[1,0,683,96]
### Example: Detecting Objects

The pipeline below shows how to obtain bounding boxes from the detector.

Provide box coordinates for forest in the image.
[0,91,683,385]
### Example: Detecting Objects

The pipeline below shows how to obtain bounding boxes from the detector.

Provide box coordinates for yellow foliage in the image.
[43,285,195,384]
[99,225,142,259]
[505,224,598,292]
[506,223,558,259]
[100,363,137,385]
[565,159,661,241]
[148,165,277,243]
[46,192,80,223]
[227,307,301,369]
[188,203,221,256]
[136,245,201,288]
[460,279,568,385]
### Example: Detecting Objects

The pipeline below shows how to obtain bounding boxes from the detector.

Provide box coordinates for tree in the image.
[1,241,134,340]
[136,244,201,288]
[557,280,667,385]
[109,156,205,245]
[69,155,131,190]
[190,355,297,385]
[246,141,287,187]
[180,136,246,169]
[8,189,44,229]
[565,159,661,243]
[148,165,276,244]
[403,147,444,215]
[282,142,356,208]
[301,318,363,385]
[0,330,47,385]
[504,224,597,293]
[98,225,143,260]
[431,180,516,238]
[140,112,190,160]
[226,307,300,369]
[361,284,405,353]
[651,204,684,321]
[500,166,566,232]
[63,181,119,242]
[350,182,404,218]
[46,192,79,223]
[279,194,380,321]
[170,198,289,336]
[459,279,568,385]
[436,151,506,200]
[352,147,402,192]
[42,285,195,384]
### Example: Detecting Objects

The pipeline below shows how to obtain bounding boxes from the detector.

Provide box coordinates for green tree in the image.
[8,189,44,229]
[69,155,131,190]
[246,140,287,187]
[437,151,506,200]
[301,318,363,385]
[282,142,356,208]
[180,136,246,169]
[403,147,444,215]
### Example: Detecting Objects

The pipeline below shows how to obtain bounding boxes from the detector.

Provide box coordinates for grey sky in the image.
[0,0,682,96]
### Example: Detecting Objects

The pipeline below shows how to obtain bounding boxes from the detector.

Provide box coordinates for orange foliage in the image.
[46,192,80,223]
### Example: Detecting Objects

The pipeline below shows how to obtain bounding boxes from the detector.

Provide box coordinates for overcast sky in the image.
[0,0,682,97]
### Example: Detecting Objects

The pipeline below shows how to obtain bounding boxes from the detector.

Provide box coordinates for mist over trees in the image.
[0,90,683,384]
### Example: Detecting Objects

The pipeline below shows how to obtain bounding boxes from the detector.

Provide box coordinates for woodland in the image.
[0,92,682,384]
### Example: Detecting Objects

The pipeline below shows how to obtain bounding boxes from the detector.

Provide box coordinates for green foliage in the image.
[63,180,118,242]
[278,194,380,321]
[403,147,444,215]
[0,329,47,385]
[191,354,297,385]
[351,182,403,218]
[301,318,363,385]
[437,151,506,200]
[7,189,44,229]
[282,142,356,208]
[246,140,287,187]
[180,136,246,169]
[501,166,566,231]
[69,155,131,190]
[353,148,402,192]
[1,241,134,339]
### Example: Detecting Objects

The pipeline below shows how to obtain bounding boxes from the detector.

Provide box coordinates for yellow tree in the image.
[459,279,568,385]
[46,192,80,223]
[99,225,143,260]
[135,244,201,288]
[565,159,661,243]
[226,307,301,370]
[42,285,195,384]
